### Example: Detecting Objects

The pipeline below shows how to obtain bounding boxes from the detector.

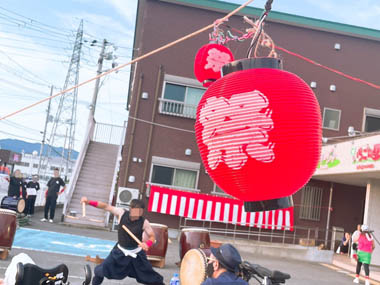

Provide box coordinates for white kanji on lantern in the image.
[204,48,232,73]
[199,90,275,170]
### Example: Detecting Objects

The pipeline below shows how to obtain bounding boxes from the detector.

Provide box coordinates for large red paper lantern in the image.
[195,58,322,211]
[194,43,234,87]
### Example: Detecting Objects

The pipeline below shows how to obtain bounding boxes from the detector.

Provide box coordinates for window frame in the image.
[362,107,380,132]
[162,81,205,104]
[211,183,232,197]
[299,185,323,221]
[160,74,206,118]
[322,107,341,131]
[148,156,200,193]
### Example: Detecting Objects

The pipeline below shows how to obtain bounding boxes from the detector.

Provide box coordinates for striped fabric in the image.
[148,185,293,231]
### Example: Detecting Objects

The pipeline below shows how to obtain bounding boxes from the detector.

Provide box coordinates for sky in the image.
[0,0,379,154]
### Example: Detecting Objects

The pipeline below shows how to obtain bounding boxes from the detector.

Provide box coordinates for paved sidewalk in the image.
[332,254,380,284]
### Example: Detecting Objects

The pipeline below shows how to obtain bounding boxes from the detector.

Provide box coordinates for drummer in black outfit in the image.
[7,169,23,198]
[26,175,40,217]
[80,197,164,285]
[41,168,65,223]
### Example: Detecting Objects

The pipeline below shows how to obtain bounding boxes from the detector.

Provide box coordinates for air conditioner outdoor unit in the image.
[116,187,140,206]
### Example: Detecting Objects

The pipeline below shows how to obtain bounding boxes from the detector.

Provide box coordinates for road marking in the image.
[320,263,380,285]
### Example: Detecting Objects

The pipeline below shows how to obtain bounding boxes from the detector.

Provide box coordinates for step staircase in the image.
[62,117,126,228]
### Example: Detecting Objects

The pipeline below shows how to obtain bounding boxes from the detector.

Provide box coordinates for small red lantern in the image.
[194,43,234,87]
[195,58,321,211]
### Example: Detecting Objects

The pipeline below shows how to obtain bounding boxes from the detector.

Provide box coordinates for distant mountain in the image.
[0,139,78,159]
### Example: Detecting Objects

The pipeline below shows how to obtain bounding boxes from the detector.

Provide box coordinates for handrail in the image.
[105,120,127,226]
[62,115,96,219]
[92,122,124,145]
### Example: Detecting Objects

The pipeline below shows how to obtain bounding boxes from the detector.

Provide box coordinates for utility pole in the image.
[37,85,53,177]
[90,39,107,117]
[60,127,68,180]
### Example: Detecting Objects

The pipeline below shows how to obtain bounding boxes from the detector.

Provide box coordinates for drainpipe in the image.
[141,65,164,196]
[123,73,144,187]
[325,182,334,247]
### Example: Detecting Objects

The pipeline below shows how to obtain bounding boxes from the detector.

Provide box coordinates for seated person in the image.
[202,243,248,285]
[339,232,351,254]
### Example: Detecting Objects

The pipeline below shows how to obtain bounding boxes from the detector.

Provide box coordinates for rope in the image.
[128,115,195,133]
[0,0,255,122]
[275,45,380,90]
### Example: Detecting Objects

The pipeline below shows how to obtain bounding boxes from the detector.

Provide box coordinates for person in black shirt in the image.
[41,168,65,223]
[26,175,40,217]
[80,197,164,285]
[7,169,23,198]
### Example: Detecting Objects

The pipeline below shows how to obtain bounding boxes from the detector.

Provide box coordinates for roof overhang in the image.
[314,133,380,187]
[159,0,380,42]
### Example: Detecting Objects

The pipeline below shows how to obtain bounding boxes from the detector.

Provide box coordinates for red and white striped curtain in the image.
[148,185,293,231]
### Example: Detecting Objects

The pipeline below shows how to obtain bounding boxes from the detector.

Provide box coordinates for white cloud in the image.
[0,8,133,149]
[104,0,138,25]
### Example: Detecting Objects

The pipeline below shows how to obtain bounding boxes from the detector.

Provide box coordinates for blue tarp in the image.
[13,228,115,258]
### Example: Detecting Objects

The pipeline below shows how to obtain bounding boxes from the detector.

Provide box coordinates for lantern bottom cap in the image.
[244,196,293,212]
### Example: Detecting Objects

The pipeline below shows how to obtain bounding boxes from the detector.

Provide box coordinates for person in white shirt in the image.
[26,175,40,217]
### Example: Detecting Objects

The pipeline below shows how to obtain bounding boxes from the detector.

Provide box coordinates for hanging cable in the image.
[246,0,273,58]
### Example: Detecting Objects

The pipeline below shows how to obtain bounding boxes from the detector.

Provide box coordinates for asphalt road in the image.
[0,208,359,285]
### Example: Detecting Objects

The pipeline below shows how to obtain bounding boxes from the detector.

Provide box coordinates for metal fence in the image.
[92,122,125,145]
[180,217,345,251]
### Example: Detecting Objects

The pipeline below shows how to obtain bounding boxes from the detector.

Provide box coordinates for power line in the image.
[0,35,73,50]
[0,119,43,135]
[0,78,52,96]
[0,43,72,57]
[0,29,73,44]
[0,9,74,38]
[0,62,51,88]
[0,5,74,34]
[0,21,73,40]
[0,129,40,142]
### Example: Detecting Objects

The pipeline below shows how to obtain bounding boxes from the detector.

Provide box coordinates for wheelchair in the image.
[15,262,92,285]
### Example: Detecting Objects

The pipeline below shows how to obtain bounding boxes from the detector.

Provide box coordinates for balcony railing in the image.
[158,98,197,119]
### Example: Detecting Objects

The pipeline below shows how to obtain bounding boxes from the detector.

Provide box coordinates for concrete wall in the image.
[363,180,380,266]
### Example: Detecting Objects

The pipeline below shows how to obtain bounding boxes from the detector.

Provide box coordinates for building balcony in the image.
[158,98,197,119]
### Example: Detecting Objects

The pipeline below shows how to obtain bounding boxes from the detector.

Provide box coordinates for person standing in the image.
[7,169,23,198]
[41,168,65,223]
[351,224,361,259]
[353,224,375,285]
[26,175,40,217]
[80,197,164,285]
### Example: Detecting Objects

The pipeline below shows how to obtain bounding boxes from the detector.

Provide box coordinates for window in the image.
[322,108,341,130]
[33,164,38,168]
[159,75,205,119]
[149,156,200,190]
[212,184,230,196]
[363,108,380,132]
[151,165,197,189]
[299,186,323,221]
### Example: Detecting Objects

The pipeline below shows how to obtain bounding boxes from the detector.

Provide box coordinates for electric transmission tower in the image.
[41,20,83,180]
